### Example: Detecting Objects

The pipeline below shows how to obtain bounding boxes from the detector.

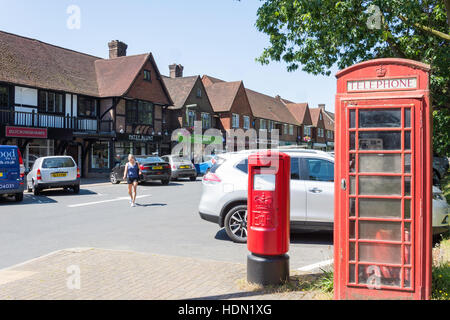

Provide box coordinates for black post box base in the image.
[247,253,289,286]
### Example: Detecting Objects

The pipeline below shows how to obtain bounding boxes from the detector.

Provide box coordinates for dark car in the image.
[110,156,171,185]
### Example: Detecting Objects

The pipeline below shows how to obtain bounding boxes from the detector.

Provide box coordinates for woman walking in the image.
[123,154,142,207]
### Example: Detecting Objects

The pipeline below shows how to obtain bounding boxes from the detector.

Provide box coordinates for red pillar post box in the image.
[334,58,432,299]
[247,150,290,286]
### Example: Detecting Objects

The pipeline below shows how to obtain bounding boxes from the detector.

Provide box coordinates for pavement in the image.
[0,247,324,300]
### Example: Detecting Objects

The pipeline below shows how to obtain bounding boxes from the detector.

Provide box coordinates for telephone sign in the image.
[334,58,432,300]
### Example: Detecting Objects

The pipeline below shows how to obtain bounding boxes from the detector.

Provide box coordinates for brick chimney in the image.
[108,40,128,59]
[169,64,184,78]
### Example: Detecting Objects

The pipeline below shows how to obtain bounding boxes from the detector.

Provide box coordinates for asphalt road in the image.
[0,179,333,270]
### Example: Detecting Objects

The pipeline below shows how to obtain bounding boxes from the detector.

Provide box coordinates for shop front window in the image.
[91,142,110,169]
[26,140,54,170]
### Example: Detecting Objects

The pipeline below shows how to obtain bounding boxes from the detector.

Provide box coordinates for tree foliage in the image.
[254,0,450,155]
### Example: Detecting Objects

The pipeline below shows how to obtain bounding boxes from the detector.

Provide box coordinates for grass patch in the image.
[237,268,334,299]
[432,237,450,300]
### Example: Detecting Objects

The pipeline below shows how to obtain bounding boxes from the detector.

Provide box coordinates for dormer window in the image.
[144,70,151,82]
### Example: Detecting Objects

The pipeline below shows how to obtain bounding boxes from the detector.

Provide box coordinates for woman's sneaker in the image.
[131,202,136,208]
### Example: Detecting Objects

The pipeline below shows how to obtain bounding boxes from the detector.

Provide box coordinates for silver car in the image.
[199,149,449,243]
[161,155,197,181]
[26,156,80,195]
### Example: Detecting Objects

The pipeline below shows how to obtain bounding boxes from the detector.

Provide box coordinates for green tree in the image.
[254,0,450,155]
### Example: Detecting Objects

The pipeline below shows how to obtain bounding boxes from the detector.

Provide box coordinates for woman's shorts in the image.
[127,178,139,185]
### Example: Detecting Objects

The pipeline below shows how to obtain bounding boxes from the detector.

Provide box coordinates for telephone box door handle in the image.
[341,179,347,191]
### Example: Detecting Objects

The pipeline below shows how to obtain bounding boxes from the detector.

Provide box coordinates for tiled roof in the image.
[162,76,198,109]
[0,30,100,97]
[0,30,170,102]
[246,89,299,125]
[95,53,150,97]
[309,108,324,127]
[201,75,225,87]
[285,103,312,126]
[203,81,242,112]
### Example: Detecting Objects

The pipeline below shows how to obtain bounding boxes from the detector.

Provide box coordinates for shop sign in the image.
[5,126,47,139]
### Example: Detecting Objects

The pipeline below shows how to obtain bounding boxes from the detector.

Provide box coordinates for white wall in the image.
[15,86,38,107]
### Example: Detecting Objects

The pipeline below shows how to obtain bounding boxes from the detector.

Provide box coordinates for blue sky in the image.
[0,0,337,111]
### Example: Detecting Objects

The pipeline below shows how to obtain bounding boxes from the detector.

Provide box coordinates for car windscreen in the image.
[42,158,75,169]
[137,157,163,163]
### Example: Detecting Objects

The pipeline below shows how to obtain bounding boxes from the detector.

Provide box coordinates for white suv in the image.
[199,149,335,243]
[199,149,449,243]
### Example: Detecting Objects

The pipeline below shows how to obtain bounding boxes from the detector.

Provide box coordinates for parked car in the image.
[26,156,80,195]
[199,149,449,243]
[432,186,450,235]
[161,155,197,181]
[194,155,216,176]
[433,154,449,185]
[0,145,25,202]
[110,156,171,185]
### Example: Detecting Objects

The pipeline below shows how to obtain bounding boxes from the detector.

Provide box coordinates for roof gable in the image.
[286,103,312,126]
[204,81,241,112]
[162,76,198,109]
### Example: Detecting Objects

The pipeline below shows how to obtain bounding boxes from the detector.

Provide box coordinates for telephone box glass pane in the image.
[359,221,402,241]
[350,110,356,128]
[404,177,411,196]
[405,154,411,173]
[404,131,411,150]
[349,176,356,195]
[359,176,402,195]
[359,243,402,264]
[359,132,401,150]
[350,132,356,150]
[350,154,356,172]
[405,109,411,128]
[359,109,401,128]
[359,198,402,219]
[359,154,401,173]
[349,198,356,216]
[405,199,411,219]
[349,242,356,261]
[358,265,401,287]
[349,220,356,239]
[349,264,356,283]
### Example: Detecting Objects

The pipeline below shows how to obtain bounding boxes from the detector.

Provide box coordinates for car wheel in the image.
[224,205,248,243]
[73,185,80,194]
[33,184,40,196]
[27,182,32,193]
[15,192,23,202]
[110,173,120,184]
[190,176,197,182]
[161,179,170,185]
[433,170,440,186]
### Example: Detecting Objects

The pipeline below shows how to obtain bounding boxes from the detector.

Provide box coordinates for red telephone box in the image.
[247,150,290,285]
[334,58,432,300]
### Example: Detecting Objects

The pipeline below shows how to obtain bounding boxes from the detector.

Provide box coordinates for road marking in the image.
[68,195,151,208]
[297,259,334,272]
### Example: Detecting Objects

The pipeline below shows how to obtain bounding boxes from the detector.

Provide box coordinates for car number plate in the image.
[180,166,190,169]
[152,166,163,170]
[0,172,3,177]
[51,172,67,177]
